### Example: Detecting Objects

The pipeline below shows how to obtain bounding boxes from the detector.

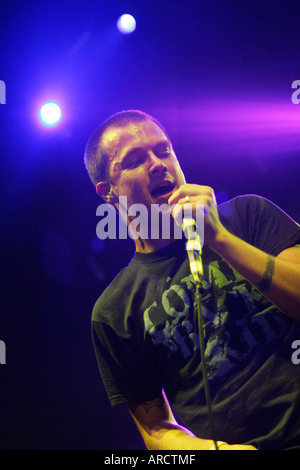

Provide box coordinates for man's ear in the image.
[96,181,118,204]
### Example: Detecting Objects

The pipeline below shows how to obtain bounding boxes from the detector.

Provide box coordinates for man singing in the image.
[84,110,300,450]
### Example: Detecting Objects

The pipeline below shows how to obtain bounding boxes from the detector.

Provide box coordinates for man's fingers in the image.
[168,184,215,207]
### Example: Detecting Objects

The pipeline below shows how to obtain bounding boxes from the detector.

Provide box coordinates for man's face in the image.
[102,120,186,211]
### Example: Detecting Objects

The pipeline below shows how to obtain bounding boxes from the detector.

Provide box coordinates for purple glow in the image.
[161,99,300,157]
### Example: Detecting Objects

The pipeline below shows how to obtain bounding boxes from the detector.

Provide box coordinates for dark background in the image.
[1,0,299,450]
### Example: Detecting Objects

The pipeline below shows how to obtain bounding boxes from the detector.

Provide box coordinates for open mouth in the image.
[150,180,175,198]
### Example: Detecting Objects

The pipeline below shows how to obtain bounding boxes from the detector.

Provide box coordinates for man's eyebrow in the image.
[114,148,142,170]
[123,147,144,160]
[153,141,172,151]
[109,148,140,173]
[123,141,172,160]
[111,140,172,173]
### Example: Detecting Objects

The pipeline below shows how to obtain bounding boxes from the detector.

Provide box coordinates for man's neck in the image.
[135,235,179,254]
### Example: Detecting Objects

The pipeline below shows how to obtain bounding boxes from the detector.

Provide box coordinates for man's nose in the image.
[148,152,167,176]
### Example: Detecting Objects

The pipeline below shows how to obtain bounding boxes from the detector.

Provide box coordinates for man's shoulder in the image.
[217,194,267,241]
[218,193,267,220]
[91,260,137,323]
[218,193,263,211]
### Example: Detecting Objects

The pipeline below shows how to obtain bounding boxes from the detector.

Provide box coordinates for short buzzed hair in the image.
[84,110,169,186]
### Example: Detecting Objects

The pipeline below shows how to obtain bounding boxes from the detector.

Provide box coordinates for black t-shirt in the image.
[92,195,300,450]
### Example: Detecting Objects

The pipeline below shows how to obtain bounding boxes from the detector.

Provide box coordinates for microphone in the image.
[182,196,203,285]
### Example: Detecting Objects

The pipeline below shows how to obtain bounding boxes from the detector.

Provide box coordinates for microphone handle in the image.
[182,217,203,284]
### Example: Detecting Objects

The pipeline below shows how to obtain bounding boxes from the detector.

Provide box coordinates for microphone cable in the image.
[195,280,219,450]
[183,213,219,451]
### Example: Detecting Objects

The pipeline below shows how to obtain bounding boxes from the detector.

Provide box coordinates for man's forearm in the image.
[131,415,257,450]
[210,228,300,321]
[129,397,218,450]
[134,418,214,450]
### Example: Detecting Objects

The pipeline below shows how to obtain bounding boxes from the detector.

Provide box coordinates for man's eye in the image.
[157,148,172,158]
[126,158,142,169]
[160,150,171,158]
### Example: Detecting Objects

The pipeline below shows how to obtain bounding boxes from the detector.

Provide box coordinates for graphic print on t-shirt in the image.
[143,258,290,387]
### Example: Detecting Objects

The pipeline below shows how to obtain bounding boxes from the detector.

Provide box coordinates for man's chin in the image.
[151,193,174,205]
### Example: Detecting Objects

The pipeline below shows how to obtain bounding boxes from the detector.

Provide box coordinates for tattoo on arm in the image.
[258,255,275,292]
[142,397,165,413]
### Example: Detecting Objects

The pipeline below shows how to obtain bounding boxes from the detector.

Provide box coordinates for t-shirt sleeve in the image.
[219,194,300,256]
[92,315,162,406]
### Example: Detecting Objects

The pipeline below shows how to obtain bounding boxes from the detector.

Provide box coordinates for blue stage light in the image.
[39,102,62,126]
[117,14,136,34]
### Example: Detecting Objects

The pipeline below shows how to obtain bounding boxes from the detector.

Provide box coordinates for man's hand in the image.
[169,184,300,320]
[216,442,257,450]
[168,183,226,248]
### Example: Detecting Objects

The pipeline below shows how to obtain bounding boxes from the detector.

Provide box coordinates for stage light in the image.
[117,14,136,34]
[39,101,62,126]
